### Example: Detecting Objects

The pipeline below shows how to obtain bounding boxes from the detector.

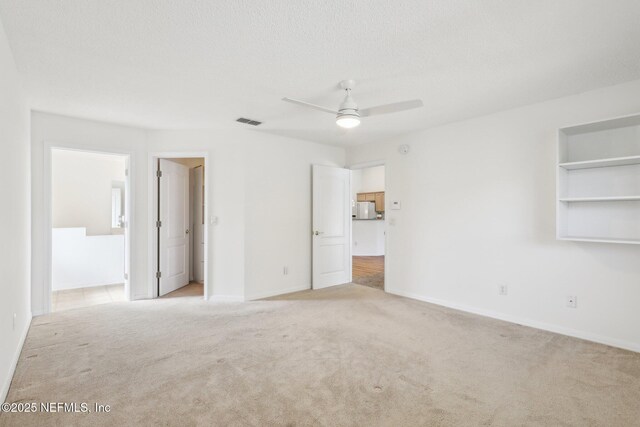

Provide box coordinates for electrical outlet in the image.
[566,295,577,308]
[498,285,508,296]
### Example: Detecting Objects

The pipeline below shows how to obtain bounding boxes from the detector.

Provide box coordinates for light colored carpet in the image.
[2,284,640,426]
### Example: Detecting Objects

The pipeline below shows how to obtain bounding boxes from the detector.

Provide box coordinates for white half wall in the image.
[52,149,126,235]
[352,220,385,256]
[52,228,124,290]
[0,17,31,403]
[346,78,640,352]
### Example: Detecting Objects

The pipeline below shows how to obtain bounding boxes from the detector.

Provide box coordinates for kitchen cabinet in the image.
[374,192,385,212]
[356,191,385,212]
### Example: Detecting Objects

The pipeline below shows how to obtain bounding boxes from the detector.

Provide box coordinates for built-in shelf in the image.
[559,155,640,170]
[558,236,640,245]
[559,196,640,202]
[557,114,640,244]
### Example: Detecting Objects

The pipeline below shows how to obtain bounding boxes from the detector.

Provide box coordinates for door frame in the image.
[148,152,209,299]
[43,142,134,314]
[348,160,387,291]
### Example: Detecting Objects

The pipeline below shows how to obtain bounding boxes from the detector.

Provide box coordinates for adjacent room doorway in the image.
[49,148,130,311]
[310,163,387,292]
[350,165,386,290]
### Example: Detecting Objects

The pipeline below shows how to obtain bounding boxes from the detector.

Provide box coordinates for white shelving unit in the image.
[559,155,640,170]
[557,114,640,244]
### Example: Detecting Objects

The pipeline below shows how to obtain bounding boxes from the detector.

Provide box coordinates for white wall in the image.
[0,17,31,403]
[243,135,345,300]
[346,78,640,352]
[353,165,385,193]
[52,228,124,290]
[169,157,204,169]
[52,149,126,235]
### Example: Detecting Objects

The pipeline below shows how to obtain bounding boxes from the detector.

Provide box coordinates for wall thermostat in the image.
[398,144,410,155]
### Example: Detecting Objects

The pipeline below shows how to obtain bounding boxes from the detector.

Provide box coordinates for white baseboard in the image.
[1,314,32,403]
[387,288,640,353]
[208,294,244,303]
[245,285,310,301]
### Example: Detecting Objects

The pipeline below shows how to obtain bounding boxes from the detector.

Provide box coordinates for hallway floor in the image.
[161,282,203,298]
[52,284,124,312]
[352,255,384,290]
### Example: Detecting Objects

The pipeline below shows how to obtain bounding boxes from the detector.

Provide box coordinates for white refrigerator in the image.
[356,201,377,219]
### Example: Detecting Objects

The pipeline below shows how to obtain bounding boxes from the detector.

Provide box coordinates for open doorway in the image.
[351,165,385,290]
[153,157,206,299]
[50,149,128,311]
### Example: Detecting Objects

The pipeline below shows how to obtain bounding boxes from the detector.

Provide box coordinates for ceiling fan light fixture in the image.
[283,79,423,130]
[336,113,360,129]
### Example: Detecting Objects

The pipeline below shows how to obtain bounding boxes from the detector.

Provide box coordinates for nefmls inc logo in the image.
[40,402,90,413]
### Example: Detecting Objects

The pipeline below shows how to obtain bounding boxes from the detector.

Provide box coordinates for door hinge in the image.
[156,271,162,279]
[156,170,163,178]
[124,272,129,280]
[125,169,129,177]
[156,220,162,228]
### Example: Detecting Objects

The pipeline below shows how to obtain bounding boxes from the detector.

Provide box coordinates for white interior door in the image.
[159,159,190,296]
[193,166,205,282]
[312,164,351,289]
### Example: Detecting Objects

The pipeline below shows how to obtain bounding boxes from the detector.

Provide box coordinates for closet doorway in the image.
[151,155,207,299]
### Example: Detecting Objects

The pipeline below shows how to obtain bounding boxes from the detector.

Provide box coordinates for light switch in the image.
[210,216,218,225]
[391,201,401,210]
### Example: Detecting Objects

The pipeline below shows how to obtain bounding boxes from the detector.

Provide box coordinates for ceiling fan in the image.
[282,80,424,129]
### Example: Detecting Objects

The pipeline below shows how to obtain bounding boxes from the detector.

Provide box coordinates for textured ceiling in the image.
[1,1,640,146]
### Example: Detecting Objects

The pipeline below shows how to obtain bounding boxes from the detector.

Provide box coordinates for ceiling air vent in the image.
[236,117,262,126]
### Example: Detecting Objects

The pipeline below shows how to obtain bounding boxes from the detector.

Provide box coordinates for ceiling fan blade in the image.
[359,99,424,117]
[282,97,338,115]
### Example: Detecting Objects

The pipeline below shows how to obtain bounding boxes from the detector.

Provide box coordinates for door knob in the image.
[314,230,324,236]
[186,229,190,234]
